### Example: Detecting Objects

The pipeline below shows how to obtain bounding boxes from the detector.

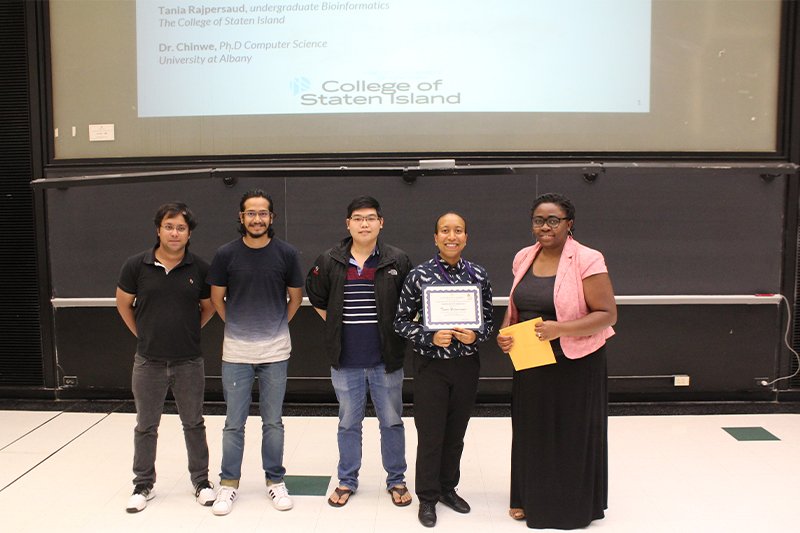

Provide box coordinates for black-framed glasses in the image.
[532,216,570,228]
[242,210,271,219]
[161,224,188,233]
[348,215,381,224]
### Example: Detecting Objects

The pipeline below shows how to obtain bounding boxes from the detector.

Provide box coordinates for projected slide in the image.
[136,0,651,117]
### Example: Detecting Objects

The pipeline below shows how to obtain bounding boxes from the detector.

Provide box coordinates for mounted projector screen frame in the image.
[47,0,784,161]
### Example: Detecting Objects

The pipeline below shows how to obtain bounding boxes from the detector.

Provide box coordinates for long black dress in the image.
[509,272,607,529]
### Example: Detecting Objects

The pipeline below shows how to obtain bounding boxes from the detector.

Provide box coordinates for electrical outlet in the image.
[63,376,78,387]
[673,374,690,387]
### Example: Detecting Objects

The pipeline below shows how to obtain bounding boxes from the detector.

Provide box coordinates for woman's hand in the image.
[497,334,514,353]
[452,327,477,345]
[433,329,453,347]
[434,328,477,347]
[534,320,561,342]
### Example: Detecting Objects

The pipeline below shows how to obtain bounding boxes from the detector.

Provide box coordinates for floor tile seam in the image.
[473,439,498,517]
[302,494,327,533]
[0,411,113,493]
[0,410,65,452]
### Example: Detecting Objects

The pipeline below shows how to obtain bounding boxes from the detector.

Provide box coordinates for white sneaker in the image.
[267,481,293,511]
[212,486,238,516]
[126,485,155,513]
[195,480,215,506]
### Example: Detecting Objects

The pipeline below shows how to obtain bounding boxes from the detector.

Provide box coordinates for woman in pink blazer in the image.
[497,193,617,529]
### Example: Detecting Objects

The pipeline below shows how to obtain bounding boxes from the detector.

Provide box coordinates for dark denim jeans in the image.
[132,354,209,488]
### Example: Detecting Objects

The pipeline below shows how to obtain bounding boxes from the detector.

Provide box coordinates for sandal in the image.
[387,484,412,507]
[509,508,526,520]
[327,486,353,507]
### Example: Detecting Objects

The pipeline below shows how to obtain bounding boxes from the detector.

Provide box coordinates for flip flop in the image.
[387,484,412,507]
[327,486,353,507]
[509,508,526,520]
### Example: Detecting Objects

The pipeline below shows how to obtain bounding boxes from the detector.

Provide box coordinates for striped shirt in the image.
[340,250,382,367]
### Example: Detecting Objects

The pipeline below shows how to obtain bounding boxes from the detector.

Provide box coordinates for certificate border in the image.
[422,284,483,331]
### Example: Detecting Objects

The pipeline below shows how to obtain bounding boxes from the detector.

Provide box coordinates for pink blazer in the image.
[506,237,614,359]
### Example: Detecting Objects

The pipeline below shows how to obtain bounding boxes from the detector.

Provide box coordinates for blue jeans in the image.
[330,365,406,491]
[220,360,288,486]
[131,354,209,488]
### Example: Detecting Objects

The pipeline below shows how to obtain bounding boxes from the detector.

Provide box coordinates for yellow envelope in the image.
[499,317,556,371]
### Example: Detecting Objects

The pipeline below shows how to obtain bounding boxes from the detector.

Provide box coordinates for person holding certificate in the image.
[394,212,493,528]
[496,193,616,530]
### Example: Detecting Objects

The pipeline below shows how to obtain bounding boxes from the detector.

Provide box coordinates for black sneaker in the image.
[126,484,154,513]
[195,479,216,506]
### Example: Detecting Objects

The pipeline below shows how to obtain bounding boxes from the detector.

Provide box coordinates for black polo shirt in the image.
[117,248,211,361]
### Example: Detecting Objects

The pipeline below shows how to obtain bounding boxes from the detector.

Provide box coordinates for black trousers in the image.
[413,353,480,504]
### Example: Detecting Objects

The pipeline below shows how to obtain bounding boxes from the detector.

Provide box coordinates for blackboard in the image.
[45,167,786,298]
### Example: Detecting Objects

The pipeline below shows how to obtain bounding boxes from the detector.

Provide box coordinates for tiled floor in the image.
[1,409,798,532]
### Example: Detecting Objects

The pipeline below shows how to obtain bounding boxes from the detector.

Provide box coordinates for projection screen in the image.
[48,0,782,159]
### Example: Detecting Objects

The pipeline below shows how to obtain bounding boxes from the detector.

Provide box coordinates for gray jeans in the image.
[132,354,209,488]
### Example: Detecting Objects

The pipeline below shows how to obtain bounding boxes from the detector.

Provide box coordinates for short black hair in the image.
[238,189,275,238]
[154,202,196,246]
[531,193,575,221]
[434,211,467,233]
[346,196,382,218]
[154,201,197,230]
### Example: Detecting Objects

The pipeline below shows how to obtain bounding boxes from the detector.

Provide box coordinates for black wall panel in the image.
[53,303,781,402]
[42,166,789,400]
[46,176,287,298]
[0,0,43,386]
[45,167,785,298]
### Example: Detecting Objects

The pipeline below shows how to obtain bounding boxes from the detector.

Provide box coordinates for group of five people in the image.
[115,190,616,529]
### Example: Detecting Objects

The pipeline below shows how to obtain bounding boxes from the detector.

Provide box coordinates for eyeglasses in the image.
[532,216,570,228]
[161,224,188,233]
[242,210,271,219]
[349,215,381,224]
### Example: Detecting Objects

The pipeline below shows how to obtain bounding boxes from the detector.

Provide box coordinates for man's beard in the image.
[245,224,268,238]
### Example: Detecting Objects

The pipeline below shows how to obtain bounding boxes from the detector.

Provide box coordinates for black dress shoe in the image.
[418,502,437,527]
[439,490,470,513]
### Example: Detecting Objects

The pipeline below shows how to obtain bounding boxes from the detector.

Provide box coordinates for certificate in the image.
[422,284,483,331]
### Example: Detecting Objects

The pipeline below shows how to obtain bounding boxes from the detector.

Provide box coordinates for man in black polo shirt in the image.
[116,202,216,513]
